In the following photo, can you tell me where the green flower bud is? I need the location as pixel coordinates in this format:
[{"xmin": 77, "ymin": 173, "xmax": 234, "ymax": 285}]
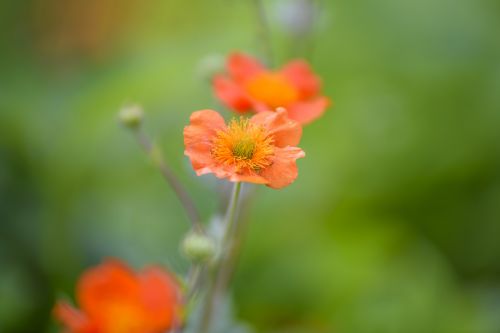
[
  {"xmin": 181, "ymin": 231, "xmax": 217, "ymax": 263},
  {"xmin": 119, "ymin": 104, "xmax": 143, "ymax": 129}
]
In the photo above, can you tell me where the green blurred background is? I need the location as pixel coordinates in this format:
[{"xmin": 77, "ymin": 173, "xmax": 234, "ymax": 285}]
[{"xmin": 1, "ymin": 0, "xmax": 500, "ymax": 332}]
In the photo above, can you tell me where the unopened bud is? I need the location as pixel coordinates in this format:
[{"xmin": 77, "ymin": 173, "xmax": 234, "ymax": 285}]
[
  {"xmin": 119, "ymin": 104, "xmax": 143, "ymax": 129},
  {"xmin": 181, "ymin": 231, "xmax": 217, "ymax": 263}
]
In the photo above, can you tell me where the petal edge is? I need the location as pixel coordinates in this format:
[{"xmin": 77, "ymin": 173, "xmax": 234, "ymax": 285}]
[{"xmin": 261, "ymin": 146, "xmax": 305, "ymax": 189}]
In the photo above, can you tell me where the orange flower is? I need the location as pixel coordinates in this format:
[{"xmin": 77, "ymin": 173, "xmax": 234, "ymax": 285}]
[
  {"xmin": 184, "ymin": 108, "xmax": 305, "ymax": 189},
  {"xmin": 213, "ymin": 52, "xmax": 330, "ymax": 124},
  {"xmin": 54, "ymin": 259, "xmax": 182, "ymax": 333}
]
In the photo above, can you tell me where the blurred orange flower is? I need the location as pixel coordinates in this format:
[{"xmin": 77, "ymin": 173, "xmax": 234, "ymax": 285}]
[
  {"xmin": 184, "ymin": 108, "xmax": 305, "ymax": 189},
  {"xmin": 213, "ymin": 52, "xmax": 330, "ymax": 124},
  {"xmin": 54, "ymin": 259, "xmax": 182, "ymax": 333}
]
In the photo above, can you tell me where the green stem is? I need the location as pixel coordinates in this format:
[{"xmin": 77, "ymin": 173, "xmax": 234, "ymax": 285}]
[
  {"xmin": 186, "ymin": 264, "xmax": 203, "ymax": 301},
  {"xmin": 200, "ymin": 182, "xmax": 242, "ymax": 333},
  {"xmin": 221, "ymin": 182, "xmax": 242, "ymax": 247},
  {"xmin": 133, "ymin": 128, "xmax": 203, "ymax": 231},
  {"xmin": 212, "ymin": 183, "xmax": 255, "ymax": 296}
]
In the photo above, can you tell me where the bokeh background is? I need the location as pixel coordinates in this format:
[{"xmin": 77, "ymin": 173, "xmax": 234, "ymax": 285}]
[{"xmin": 1, "ymin": 0, "xmax": 500, "ymax": 332}]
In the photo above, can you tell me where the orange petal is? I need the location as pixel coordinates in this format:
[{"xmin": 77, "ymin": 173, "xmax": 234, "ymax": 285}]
[
  {"xmin": 250, "ymin": 108, "xmax": 302, "ymax": 147},
  {"xmin": 77, "ymin": 259, "xmax": 140, "ymax": 325},
  {"xmin": 140, "ymin": 267, "xmax": 183, "ymax": 331},
  {"xmin": 227, "ymin": 52, "xmax": 264, "ymax": 83},
  {"xmin": 287, "ymin": 97, "xmax": 330, "ymax": 125},
  {"xmin": 261, "ymin": 146, "xmax": 305, "ymax": 189},
  {"xmin": 184, "ymin": 110, "xmax": 226, "ymax": 175},
  {"xmin": 53, "ymin": 301, "xmax": 98, "ymax": 333},
  {"xmin": 213, "ymin": 76, "xmax": 252, "ymax": 112},
  {"xmin": 280, "ymin": 60, "xmax": 321, "ymax": 99},
  {"xmin": 228, "ymin": 172, "xmax": 268, "ymax": 184},
  {"xmin": 199, "ymin": 163, "xmax": 268, "ymax": 185}
]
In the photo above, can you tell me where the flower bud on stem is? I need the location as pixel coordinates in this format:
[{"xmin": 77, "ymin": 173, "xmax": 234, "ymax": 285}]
[
  {"xmin": 119, "ymin": 105, "xmax": 203, "ymax": 231},
  {"xmin": 182, "ymin": 229, "xmax": 216, "ymax": 301},
  {"xmin": 182, "ymin": 231, "xmax": 217, "ymax": 264},
  {"xmin": 119, "ymin": 104, "xmax": 144, "ymax": 129}
]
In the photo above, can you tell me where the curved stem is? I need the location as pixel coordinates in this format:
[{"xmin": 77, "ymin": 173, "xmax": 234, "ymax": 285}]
[
  {"xmin": 221, "ymin": 182, "xmax": 242, "ymax": 248},
  {"xmin": 212, "ymin": 183, "xmax": 256, "ymax": 295},
  {"xmin": 132, "ymin": 128, "xmax": 203, "ymax": 230},
  {"xmin": 200, "ymin": 182, "xmax": 242, "ymax": 333},
  {"xmin": 186, "ymin": 263, "xmax": 204, "ymax": 301}
]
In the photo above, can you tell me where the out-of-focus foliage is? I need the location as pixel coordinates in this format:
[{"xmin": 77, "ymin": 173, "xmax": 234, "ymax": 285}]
[{"xmin": 1, "ymin": 0, "xmax": 499, "ymax": 332}]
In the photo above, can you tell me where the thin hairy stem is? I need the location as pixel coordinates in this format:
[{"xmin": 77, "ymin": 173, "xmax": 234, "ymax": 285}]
[
  {"xmin": 200, "ymin": 182, "xmax": 242, "ymax": 333},
  {"xmin": 132, "ymin": 128, "xmax": 203, "ymax": 230},
  {"xmin": 186, "ymin": 264, "xmax": 204, "ymax": 301},
  {"xmin": 212, "ymin": 183, "xmax": 256, "ymax": 294}
]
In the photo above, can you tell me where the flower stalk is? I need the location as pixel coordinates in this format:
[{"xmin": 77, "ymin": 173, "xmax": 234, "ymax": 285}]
[
  {"xmin": 200, "ymin": 182, "xmax": 242, "ymax": 333},
  {"xmin": 213, "ymin": 182, "xmax": 244, "ymax": 294},
  {"xmin": 132, "ymin": 125, "xmax": 203, "ymax": 231},
  {"xmin": 185, "ymin": 263, "xmax": 204, "ymax": 301}
]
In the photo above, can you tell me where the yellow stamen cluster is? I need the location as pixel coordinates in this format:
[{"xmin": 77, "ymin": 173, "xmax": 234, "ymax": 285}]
[{"xmin": 212, "ymin": 118, "xmax": 274, "ymax": 172}]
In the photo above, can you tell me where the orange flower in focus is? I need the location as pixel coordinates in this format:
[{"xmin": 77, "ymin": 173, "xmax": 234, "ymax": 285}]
[
  {"xmin": 213, "ymin": 52, "xmax": 330, "ymax": 124},
  {"xmin": 53, "ymin": 259, "xmax": 182, "ymax": 333},
  {"xmin": 184, "ymin": 108, "xmax": 305, "ymax": 189}
]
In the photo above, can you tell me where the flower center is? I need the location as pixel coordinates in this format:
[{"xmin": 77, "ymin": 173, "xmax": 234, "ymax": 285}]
[
  {"xmin": 212, "ymin": 118, "xmax": 274, "ymax": 172},
  {"xmin": 232, "ymin": 138, "xmax": 256, "ymax": 159},
  {"xmin": 245, "ymin": 72, "xmax": 299, "ymax": 109}
]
